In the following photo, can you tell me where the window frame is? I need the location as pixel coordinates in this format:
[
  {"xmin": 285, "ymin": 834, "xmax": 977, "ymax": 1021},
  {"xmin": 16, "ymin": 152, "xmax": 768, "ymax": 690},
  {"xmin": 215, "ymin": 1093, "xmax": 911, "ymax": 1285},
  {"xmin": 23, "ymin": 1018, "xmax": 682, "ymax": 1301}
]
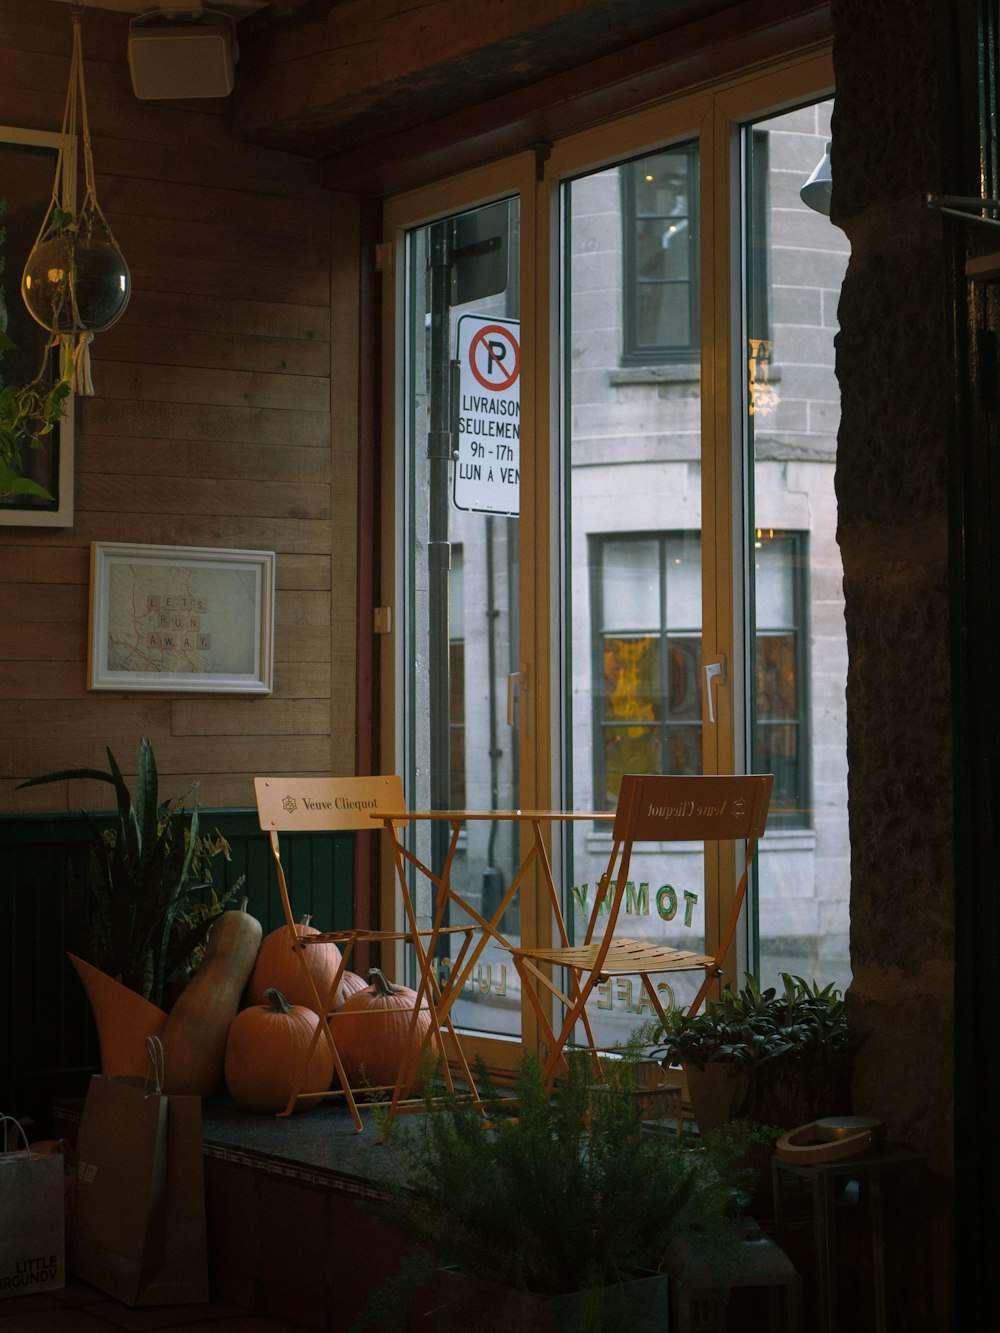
[
  {"xmin": 751, "ymin": 528, "xmax": 811, "ymax": 830},
  {"xmin": 620, "ymin": 144, "xmax": 701, "ymax": 366},
  {"xmin": 379, "ymin": 50, "xmax": 840, "ymax": 1059}
]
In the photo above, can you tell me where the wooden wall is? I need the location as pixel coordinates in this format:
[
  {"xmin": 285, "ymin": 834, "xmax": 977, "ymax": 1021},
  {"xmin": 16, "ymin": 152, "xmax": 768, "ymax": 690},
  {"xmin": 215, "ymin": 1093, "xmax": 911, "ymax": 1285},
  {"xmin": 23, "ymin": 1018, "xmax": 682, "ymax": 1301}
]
[{"xmin": 0, "ymin": 0, "xmax": 355, "ymax": 814}]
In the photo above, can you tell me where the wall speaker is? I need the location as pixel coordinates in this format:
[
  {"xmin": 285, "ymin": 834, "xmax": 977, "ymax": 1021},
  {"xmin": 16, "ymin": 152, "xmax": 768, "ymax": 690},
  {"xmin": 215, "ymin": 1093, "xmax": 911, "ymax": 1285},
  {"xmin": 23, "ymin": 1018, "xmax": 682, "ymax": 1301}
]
[{"xmin": 128, "ymin": 14, "xmax": 238, "ymax": 100}]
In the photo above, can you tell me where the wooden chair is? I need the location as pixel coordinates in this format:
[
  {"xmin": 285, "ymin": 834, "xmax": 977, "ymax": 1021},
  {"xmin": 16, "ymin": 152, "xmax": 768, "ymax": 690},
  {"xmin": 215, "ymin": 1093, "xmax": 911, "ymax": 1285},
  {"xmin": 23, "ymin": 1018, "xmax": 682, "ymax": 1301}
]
[
  {"xmin": 508, "ymin": 773, "xmax": 773, "ymax": 1089},
  {"xmin": 253, "ymin": 774, "xmax": 474, "ymax": 1130}
]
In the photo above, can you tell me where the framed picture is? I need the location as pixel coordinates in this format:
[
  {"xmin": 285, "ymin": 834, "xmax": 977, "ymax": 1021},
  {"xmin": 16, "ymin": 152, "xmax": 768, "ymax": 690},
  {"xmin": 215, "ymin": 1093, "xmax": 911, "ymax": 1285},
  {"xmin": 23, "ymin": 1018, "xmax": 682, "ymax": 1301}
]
[
  {"xmin": 1, "ymin": 124, "xmax": 76, "ymax": 527},
  {"xmin": 89, "ymin": 543, "xmax": 276, "ymax": 694}
]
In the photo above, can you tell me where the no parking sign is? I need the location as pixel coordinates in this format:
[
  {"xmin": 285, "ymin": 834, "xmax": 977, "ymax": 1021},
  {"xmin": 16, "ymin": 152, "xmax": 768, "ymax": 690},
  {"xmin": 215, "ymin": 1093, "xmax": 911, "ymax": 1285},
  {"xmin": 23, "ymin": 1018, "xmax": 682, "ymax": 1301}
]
[{"xmin": 454, "ymin": 314, "xmax": 520, "ymax": 515}]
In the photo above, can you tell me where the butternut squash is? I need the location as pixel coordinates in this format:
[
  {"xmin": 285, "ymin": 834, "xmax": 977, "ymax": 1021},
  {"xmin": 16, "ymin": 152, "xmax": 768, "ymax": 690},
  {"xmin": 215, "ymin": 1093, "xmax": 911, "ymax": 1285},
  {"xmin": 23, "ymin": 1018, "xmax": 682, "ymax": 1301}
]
[{"xmin": 161, "ymin": 899, "xmax": 262, "ymax": 1095}]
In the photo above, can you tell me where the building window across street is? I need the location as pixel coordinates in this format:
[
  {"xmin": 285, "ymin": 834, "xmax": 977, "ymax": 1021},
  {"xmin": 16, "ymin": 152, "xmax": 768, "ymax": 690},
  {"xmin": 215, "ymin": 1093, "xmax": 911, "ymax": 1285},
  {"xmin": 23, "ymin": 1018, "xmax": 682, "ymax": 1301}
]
[
  {"xmin": 591, "ymin": 529, "xmax": 810, "ymax": 827},
  {"xmin": 620, "ymin": 144, "xmax": 699, "ymax": 365}
]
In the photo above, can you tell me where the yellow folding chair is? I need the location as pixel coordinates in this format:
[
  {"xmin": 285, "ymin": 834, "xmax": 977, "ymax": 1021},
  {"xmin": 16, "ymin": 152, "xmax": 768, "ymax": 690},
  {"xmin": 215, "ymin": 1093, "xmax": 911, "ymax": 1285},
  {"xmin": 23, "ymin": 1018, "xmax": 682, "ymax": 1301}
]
[
  {"xmin": 253, "ymin": 774, "xmax": 473, "ymax": 1130},
  {"xmin": 509, "ymin": 772, "xmax": 773, "ymax": 1089}
]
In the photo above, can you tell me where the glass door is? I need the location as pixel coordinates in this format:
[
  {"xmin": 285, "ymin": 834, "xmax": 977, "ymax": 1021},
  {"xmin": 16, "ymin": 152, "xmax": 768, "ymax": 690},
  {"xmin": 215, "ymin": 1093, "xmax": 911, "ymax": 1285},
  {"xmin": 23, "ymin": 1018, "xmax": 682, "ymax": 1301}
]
[
  {"xmin": 741, "ymin": 98, "xmax": 851, "ymax": 993},
  {"xmin": 382, "ymin": 160, "xmax": 539, "ymax": 1070},
  {"xmin": 380, "ymin": 50, "xmax": 847, "ymax": 1068},
  {"xmin": 558, "ymin": 134, "xmax": 715, "ymax": 1053}
]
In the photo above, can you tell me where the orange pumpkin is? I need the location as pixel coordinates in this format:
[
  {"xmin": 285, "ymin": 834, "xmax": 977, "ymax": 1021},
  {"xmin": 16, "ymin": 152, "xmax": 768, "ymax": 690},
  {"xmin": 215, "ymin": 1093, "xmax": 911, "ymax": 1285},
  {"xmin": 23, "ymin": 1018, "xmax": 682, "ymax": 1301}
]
[
  {"xmin": 331, "ymin": 967, "xmax": 436, "ymax": 1092},
  {"xmin": 335, "ymin": 970, "xmax": 368, "ymax": 1006},
  {"xmin": 224, "ymin": 988, "xmax": 335, "ymax": 1114},
  {"xmin": 248, "ymin": 917, "xmax": 343, "ymax": 1013}
]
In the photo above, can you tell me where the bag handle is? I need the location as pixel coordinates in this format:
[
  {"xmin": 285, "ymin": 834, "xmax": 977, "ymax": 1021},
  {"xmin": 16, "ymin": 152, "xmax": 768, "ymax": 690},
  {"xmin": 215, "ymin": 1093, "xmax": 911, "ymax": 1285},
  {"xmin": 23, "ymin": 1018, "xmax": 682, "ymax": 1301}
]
[
  {"xmin": 144, "ymin": 1035, "xmax": 165, "ymax": 1097},
  {"xmin": 0, "ymin": 1113, "xmax": 32, "ymax": 1157}
]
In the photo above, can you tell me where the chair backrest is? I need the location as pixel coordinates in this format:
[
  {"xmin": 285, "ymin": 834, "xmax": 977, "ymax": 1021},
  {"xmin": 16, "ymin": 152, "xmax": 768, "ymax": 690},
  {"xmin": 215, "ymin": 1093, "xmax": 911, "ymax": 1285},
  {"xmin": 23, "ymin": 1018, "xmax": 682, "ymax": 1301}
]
[
  {"xmin": 612, "ymin": 773, "xmax": 772, "ymax": 846},
  {"xmin": 588, "ymin": 773, "xmax": 773, "ymax": 970},
  {"xmin": 254, "ymin": 774, "xmax": 406, "ymax": 833}
]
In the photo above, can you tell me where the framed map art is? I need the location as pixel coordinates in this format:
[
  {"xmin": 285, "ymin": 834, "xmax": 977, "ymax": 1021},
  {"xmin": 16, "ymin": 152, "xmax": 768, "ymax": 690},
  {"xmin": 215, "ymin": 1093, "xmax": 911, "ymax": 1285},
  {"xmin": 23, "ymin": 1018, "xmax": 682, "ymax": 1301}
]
[{"xmin": 88, "ymin": 543, "xmax": 275, "ymax": 693}]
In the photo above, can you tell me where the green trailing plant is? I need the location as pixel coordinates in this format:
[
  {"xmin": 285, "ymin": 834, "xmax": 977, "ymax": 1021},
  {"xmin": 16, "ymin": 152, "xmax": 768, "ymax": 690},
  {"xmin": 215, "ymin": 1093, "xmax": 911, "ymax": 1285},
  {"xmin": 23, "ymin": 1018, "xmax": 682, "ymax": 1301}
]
[
  {"xmin": 645, "ymin": 972, "xmax": 853, "ymax": 1126},
  {"xmin": 0, "ymin": 351, "xmax": 72, "ymax": 500},
  {"xmin": 19, "ymin": 737, "xmax": 243, "ymax": 1007},
  {"xmin": 1, "ymin": 195, "xmax": 70, "ymax": 502},
  {"xmin": 354, "ymin": 1051, "xmax": 749, "ymax": 1331}
]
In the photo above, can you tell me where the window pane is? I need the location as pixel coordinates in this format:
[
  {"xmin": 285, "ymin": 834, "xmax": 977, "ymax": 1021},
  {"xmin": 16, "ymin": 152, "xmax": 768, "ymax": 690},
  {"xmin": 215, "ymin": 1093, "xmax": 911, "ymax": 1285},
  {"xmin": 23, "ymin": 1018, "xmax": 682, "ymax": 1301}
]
[
  {"xmin": 602, "ymin": 539, "xmax": 658, "ymax": 629},
  {"xmin": 621, "ymin": 144, "xmax": 699, "ymax": 362},
  {"xmin": 746, "ymin": 100, "xmax": 851, "ymax": 992},
  {"xmin": 667, "ymin": 636, "xmax": 701, "ymax": 719},
  {"xmin": 755, "ymin": 535, "xmax": 794, "ymax": 626},
  {"xmin": 402, "ymin": 198, "xmax": 521, "ymax": 1039},
  {"xmin": 665, "ymin": 533, "xmax": 701, "ymax": 626},
  {"xmin": 568, "ymin": 140, "xmax": 706, "ymax": 1049}
]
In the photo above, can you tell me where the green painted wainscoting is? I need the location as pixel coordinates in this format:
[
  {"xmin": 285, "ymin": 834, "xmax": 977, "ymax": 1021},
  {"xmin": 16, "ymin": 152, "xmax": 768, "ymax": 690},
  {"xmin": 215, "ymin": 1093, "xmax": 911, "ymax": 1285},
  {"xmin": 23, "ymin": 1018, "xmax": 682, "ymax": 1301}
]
[{"xmin": 0, "ymin": 810, "xmax": 354, "ymax": 1131}]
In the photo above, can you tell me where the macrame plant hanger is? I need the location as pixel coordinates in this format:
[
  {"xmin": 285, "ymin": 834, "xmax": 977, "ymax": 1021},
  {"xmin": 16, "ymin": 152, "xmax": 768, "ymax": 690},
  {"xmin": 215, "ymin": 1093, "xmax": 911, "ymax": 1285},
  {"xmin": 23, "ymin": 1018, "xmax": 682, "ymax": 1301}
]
[{"xmin": 21, "ymin": 2, "xmax": 130, "ymax": 395}]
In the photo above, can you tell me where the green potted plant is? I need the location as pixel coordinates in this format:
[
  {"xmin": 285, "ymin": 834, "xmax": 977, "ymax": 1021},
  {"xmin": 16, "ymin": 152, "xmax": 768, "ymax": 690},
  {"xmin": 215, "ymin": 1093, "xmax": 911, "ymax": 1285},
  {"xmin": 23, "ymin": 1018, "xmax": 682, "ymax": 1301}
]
[
  {"xmin": 0, "ymin": 346, "xmax": 72, "ymax": 500},
  {"xmin": 18, "ymin": 737, "xmax": 244, "ymax": 1074},
  {"xmin": 355, "ymin": 1052, "xmax": 751, "ymax": 1332},
  {"xmin": 1, "ymin": 194, "xmax": 71, "ymax": 501},
  {"xmin": 649, "ymin": 973, "xmax": 853, "ymax": 1133}
]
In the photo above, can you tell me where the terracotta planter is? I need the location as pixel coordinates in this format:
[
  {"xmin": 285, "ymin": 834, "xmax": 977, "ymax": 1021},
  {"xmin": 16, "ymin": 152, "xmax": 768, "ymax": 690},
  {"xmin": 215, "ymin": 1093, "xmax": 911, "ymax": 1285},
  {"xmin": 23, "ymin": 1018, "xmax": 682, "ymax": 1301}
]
[
  {"xmin": 686, "ymin": 1062, "xmax": 753, "ymax": 1131},
  {"xmin": 425, "ymin": 1268, "xmax": 669, "ymax": 1332},
  {"xmin": 68, "ymin": 953, "xmax": 168, "ymax": 1077}
]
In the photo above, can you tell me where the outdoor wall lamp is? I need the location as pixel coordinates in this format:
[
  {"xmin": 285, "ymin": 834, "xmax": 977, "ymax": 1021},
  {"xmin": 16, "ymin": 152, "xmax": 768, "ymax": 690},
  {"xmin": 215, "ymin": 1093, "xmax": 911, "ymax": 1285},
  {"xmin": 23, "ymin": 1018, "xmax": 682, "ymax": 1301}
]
[{"xmin": 800, "ymin": 140, "xmax": 832, "ymax": 215}]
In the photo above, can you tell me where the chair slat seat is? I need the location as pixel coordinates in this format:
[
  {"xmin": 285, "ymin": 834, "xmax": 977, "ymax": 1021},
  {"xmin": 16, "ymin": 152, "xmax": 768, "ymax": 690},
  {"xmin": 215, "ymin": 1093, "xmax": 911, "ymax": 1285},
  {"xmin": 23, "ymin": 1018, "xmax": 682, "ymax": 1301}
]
[{"xmin": 511, "ymin": 939, "xmax": 713, "ymax": 973}]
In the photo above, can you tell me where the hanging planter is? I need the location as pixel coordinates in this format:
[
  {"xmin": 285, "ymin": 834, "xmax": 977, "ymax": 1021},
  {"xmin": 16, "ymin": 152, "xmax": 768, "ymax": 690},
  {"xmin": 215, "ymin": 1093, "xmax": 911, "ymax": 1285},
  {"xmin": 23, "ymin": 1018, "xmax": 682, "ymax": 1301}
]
[{"xmin": 20, "ymin": 5, "xmax": 130, "ymax": 396}]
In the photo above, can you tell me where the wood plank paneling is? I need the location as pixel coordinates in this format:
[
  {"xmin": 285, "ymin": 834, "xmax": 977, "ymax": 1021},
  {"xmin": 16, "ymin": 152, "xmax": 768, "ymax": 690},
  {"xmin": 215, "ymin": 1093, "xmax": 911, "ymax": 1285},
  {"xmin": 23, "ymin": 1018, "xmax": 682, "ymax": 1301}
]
[
  {"xmin": 0, "ymin": 546, "xmax": 89, "ymax": 583},
  {"xmin": 89, "ymin": 363, "xmax": 331, "ymax": 414},
  {"xmin": 75, "ymin": 440, "xmax": 332, "ymax": 485},
  {"xmin": 3, "ymin": 586, "xmax": 87, "ymax": 623},
  {"xmin": 171, "ymin": 698, "xmax": 332, "ymax": 736},
  {"xmin": 74, "ymin": 475, "xmax": 330, "ymax": 520},
  {"xmin": 99, "ymin": 175, "xmax": 332, "ymax": 236},
  {"xmin": 1, "ymin": 0, "xmax": 354, "ymax": 804},
  {"xmin": 95, "ymin": 325, "xmax": 332, "ymax": 377},
  {"xmin": 112, "ymin": 248, "xmax": 330, "ymax": 307},
  {"xmin": 4, "ymin": 624, "xmax": 85, "ymax": 661},
  {"xmin": 28, "ymin": 514, "xmax": 336, "ymax": 552},
  {"xmin": 76, "ymin": 400, "xmax": 332, "ymax": 446},
  {"xmin": 272, "ymin": 663, "xmax": 332, "ymax": 697},
  {"xmin": 275, "ymin": 590, "xmax": 332, "ymax": 628},
  {"xmin": 115, "ymin": 291, "xmax": 331, "ymax": 341}
]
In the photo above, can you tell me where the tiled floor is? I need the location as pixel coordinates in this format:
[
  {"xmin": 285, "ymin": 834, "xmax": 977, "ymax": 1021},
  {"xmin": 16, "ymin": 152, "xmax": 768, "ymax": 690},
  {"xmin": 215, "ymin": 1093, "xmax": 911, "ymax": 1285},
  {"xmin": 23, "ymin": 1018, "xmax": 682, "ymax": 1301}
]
[{"xmin": 0, "ymin": 1277, "xmax": 311, "ymax": 1332}]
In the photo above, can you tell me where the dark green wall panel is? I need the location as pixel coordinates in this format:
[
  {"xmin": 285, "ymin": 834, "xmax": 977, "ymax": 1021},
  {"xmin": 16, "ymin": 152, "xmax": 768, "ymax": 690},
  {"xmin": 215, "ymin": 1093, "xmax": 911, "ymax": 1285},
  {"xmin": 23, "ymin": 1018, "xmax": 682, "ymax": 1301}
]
[{"xmin": 0, "ymin": 809, "xmax": 354, "ymax": 1131}]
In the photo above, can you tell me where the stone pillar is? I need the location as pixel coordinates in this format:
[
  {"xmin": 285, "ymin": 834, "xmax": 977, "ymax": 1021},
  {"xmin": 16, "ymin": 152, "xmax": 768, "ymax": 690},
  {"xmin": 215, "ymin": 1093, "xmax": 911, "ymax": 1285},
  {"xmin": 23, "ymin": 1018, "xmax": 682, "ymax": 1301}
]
[{"xmin": 832, "ymin": 1, "xmax": 955, "ymax": 1327}]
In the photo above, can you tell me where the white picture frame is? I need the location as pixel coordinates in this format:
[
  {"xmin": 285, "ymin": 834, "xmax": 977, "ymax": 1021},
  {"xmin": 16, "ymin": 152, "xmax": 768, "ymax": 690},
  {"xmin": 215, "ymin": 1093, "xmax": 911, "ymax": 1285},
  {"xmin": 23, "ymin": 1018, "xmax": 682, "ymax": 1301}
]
[{"xmin": 88, "ymin": 542, "xmax": 276, "ymax": 694}]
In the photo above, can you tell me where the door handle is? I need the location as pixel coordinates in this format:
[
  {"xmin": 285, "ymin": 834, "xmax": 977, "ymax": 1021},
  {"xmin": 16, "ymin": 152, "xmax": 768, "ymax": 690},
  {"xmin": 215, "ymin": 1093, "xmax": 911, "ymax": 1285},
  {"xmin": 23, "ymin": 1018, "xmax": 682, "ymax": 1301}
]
[
  {"xmin": 703, "ymin": 657, "xmax": 726, "ymax": 725},
  {"xmin": 506, "ymin": 670, "xmax": 523, "ymax": 727}
]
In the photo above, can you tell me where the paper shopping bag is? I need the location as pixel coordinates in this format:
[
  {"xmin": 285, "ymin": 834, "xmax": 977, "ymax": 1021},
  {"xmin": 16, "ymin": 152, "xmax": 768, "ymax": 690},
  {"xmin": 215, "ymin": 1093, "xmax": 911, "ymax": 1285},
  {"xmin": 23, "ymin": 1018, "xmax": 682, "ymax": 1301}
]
[
  {"xmin": 0, "ymin": 1116, "xmax": 65, "ymax": 1298},
  {"xmin": 72, "ymin": 1073, "xmax": 209, "ymax": 1306}
]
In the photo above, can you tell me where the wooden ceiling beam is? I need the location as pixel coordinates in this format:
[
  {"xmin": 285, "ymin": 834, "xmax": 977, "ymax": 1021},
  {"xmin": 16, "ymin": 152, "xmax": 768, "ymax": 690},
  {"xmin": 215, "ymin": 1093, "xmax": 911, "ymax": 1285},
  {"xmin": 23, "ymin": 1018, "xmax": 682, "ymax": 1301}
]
[
  {"xmin": 231, "ymin": 0, "xmax": 735, "ymax": 157},
  {"xmin": 235, "ymin": 0, "xmax": 830, "ymax": 195}
]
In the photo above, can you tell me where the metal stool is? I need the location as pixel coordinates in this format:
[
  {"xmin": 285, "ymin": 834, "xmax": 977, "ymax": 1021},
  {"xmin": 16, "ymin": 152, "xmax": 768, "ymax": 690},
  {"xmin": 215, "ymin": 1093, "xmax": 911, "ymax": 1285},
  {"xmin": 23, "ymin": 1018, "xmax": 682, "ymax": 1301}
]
[
  {"xmin": 671, "ymin": 1225, "xmax": 802, "ymax": 1333},
  {"xmin": 771, "ymin": 1146, "xmax": 928, "ymax": 1333}
]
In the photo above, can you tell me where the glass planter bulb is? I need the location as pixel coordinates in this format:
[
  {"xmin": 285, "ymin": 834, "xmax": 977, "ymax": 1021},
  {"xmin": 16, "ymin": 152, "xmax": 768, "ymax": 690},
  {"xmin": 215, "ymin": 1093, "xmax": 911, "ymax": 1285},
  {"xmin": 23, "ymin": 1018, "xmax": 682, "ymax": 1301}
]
[{"xmin": 21, "ymin": 230, "xmax": 131, "ymax": 336}]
